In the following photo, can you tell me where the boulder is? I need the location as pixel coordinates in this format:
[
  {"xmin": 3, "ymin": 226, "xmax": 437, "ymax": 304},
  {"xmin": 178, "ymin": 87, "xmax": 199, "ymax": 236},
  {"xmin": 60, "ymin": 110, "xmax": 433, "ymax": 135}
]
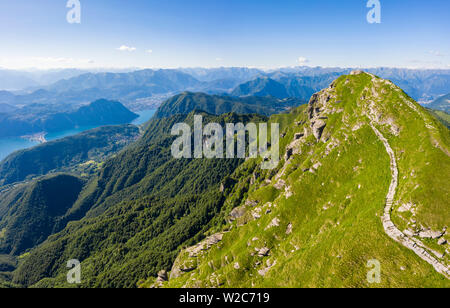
[
  {"xmin": 286, "ymin": 223, "xmax": 293, "ymax": 235},
  {"xmin": 156, "ymin": 270, "xmax": 168, "ymax": 282},
  {"xmin": 256, "ymin": 247, "xmax": 270, "ymax": 257},
  {"xmin": 294, "ymin": 133, "xmax": 304, "ymax": 140},
  {"xmin": 265, "ymin": 218, "xmax": 281, "ymax": 230},
  {"xmin": 311, "ymin": 120, "xmax": 327, "ymax": 141},
  {"xmin": 229, "ymin": 206, "xmax": 246, "ymax": 221},
  {"xmin": 438, "ymin": 238, "xmax": 447, "ymax": 245}
]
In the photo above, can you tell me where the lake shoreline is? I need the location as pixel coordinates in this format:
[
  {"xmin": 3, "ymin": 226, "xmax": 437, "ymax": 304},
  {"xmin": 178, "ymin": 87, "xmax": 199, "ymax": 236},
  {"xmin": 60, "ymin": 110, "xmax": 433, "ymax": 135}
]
[{"xmin": 0, "ymin": 109, "xmax": 156, "ymax": 162}]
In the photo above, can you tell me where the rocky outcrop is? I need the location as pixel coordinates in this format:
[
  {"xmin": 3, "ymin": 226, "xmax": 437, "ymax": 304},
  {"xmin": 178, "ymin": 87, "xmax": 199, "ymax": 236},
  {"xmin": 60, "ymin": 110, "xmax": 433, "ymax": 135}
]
[
  {"xmin": 265, "ymin": 217, "xmax": 280, "ymax": 230},
  {"xmin": 307, "ymin": 87, "xmax": 333, "ymax": 141},
  {"xmin": 418, "ymin": 228, "xmax": 446, "ymax": 240},
  {"xmin": 256, "ymin": 247, "xmax": 270, "ymax": 257},
  {"xmin": 311, "ymin": 119, "xmax": 327, "ymax": 141},
  {"xmin": 229, "ymin": 206, "xmax": 246, "ymax": 221},
  {"xmin": 438, "ymin": 238, "xmax": 448, "ymax": 246},
  {"xmin": 169, "ymin": 232, "xmax": 226, "ymax": 279},
  {"xmin": 156, "ymin": 270, "xmax": 168, "ymax": 283},
  {"xmin": 350, "ymin": 70, "xmax": 365, "ymax": 75}
]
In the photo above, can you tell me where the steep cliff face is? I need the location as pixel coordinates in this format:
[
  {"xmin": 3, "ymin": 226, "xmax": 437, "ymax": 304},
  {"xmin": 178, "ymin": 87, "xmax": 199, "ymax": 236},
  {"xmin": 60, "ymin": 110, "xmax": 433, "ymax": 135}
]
[{"xmin": 153, "ymin": 72, "xmax": 450, "ymax": 288}]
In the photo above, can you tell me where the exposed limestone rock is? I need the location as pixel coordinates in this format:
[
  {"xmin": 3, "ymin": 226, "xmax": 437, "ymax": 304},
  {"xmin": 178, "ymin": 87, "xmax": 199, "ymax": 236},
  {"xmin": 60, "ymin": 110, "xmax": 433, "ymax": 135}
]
[
  {"xmin": 187, "ymin": 233, "xmax": 225, "ymax": 258},
  {"xmin": 256, "ymin": 247, "xmax": 270, "ymax": 257},
  {"xmin": 258, "ymin": 259, "xmax": 277, "ymax": 276},
  {"xmin": 324, "ymin": 139, "xmax": 339, "ymax": 156},
  {"xmin": 285, "ymin": 186, "xmax": 293, "ymax": 199},
  {"xmin": 274, "ymin": 179, "xmax": 286, "ymax": 190},
  {"xmin": 252, "ymin": 207, "xmax": 262, "ymax": 220},
  {"xmin": 294, "ymin": 133, "xmax": 304, "ymax": 140},
  {"xmin": 311, "ymin": 119, "xmax": 327, "ymax": 141},
  {"xmin": 156, "ymin": 270, "xmax": 168, "ymax": 283},
  {"xmin": 245, "ymin": 200, "xmax": 258, "ymax": 207},
  {"xmin": 398, "ymin": 202, "xmax": 415, "ymax": 213},
  {"xmin": 419, "ymin": 229, "xmax": 446, "ymax": 240},
  {"xmin": 312, "ymin": 162, "xmax": 322, "ymax": 171},
  {"xmin": 265, "ymin": 218, "xmax": 281, "ymax": 230},
  {"xmin": 352, "ymin": 122, "xmax": 364, "ymax": 131},
  {"xmin": 286, "ymin": 223, "xmax": 293, "ymax": 235},
  {"xmin": 404, "ymin": 229, "xmax": 414, "ymax": 237},
  {"xmin": 350, "ymin": 70, "xmax": 365, "ymax": 75},
  {"xmin": 170, "ymin": 232, "xmax": 227, "ymax": 280},
  {"xmin": 438, "ymin": 238, "xmax": 447, "ymax": 245},
  {"xmin": 229, "ymin": 206, "xmax": 246, "ymax": 221}
]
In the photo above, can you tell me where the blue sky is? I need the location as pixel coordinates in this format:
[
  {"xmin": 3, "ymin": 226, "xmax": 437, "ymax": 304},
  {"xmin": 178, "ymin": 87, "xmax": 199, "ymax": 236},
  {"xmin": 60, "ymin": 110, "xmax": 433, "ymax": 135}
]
[{"xmin": 0, "ymin": 0, "xmax": 449, "ymax": 69}]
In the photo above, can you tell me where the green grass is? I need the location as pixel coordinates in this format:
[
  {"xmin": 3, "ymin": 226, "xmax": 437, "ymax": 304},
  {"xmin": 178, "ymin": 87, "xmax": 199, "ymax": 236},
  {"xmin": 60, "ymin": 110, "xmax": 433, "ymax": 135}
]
[{"xmin": 161, "ymin": 73, "xmax": 450, "ymax": 288}]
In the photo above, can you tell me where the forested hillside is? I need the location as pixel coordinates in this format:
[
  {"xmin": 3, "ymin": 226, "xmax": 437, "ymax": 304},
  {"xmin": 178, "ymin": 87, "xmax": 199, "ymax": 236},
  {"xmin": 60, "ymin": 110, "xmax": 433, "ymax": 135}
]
[
  {"xmin": 154, "ymin": 92, "xmax": 302, "ymax": 119},
  {"xmin": 0, "ymin": 174, "xmax": 85, "ymax": 255},
  {"xmin": 10, "ymin": 112, "xmax": 266, "ymax": 287},
  {"xmin": 0, "ymin": 124, "xmax": 140, "ymax": 186}
]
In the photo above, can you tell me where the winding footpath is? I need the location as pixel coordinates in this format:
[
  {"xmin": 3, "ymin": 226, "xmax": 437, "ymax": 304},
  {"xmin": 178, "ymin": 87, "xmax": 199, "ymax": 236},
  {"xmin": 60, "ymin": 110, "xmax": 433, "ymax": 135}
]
[{"xmin": 370, "ymin": 123, "xmax": 450, "ymax": 279}]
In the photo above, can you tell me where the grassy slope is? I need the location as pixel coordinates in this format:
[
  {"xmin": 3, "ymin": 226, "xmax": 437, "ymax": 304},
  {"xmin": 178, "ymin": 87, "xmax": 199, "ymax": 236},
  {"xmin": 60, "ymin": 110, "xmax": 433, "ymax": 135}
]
[{"xmin": 159, "ymin": 73, "xmax": 449, "ymax": 288}]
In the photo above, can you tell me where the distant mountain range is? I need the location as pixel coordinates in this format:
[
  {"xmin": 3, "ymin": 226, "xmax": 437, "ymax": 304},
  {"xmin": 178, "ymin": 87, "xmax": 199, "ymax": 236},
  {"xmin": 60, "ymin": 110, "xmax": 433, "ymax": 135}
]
[
  {"xmin": 0, "ymin": 68, "xmax": 136, "ymax": 91},
  {"xmin": 0, "ymin": 99, "xmax": 138, "ymax": 138},
  {"xmin": 1, "ymin": 67, "xmax": 449, "ymax": 112},
  {"xmin": 0, "ymin": 103, "xmax": 16, "ymax": 113}
]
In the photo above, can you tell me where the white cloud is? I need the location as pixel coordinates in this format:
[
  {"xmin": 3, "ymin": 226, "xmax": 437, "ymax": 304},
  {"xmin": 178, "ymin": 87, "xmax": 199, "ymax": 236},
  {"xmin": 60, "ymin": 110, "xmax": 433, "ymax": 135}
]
[
  {"xmin": 146, "ymin": 49, "xmax": 153, "ymax": 54},
  {"xmin": 297, "ymin": 57, "xmax": 309, "ymax": 65},
  {"xmin": 117, "ymin": 45, "xmax": 137, "ymax": 52},
  {"xmin": 216, "ymin": 58, "xmax": 223, "ymax": 61}
]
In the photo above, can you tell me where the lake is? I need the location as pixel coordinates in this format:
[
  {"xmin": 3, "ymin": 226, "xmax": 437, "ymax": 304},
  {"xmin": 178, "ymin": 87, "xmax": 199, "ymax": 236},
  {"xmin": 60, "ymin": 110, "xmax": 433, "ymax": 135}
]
[{"xmin": 0, "ymin": 109, "xmax": 156, "ymax": 162}]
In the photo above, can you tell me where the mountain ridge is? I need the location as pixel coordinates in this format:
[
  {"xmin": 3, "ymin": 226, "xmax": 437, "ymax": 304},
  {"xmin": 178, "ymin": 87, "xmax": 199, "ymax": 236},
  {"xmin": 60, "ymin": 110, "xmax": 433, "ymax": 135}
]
[
  {"xmin": 154, "ymin": 92, "xmax": 303, "ymax": 118},
  {"xmin": 148, "ymin": 71, "xmax": 450, "ymax": 288}
]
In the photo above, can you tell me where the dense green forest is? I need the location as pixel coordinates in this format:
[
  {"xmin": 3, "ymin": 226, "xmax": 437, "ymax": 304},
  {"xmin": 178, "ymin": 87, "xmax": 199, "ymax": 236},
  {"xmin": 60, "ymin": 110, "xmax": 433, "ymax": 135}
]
[
  {"xmin": 154, "ymin": 92, "xmax": 302, "ymax": 118},
  {"xmin": 6, "ymin": 111, "xmax": 266, "ymax": 287},
  {"xmin": 426, "ymin": 108, "xmax": 450, "ymax": 128},
  {"xmin": 0, "ymin": 174, "xmax": 85, "ymax": 255}
]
